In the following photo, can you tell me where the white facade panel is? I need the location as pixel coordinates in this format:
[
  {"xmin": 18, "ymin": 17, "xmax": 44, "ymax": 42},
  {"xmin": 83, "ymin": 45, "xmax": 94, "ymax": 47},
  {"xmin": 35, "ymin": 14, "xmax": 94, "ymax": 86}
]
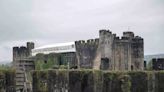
[{"xmin": 32, "ymin": 42, "xmax": 76, "ymax": 56}]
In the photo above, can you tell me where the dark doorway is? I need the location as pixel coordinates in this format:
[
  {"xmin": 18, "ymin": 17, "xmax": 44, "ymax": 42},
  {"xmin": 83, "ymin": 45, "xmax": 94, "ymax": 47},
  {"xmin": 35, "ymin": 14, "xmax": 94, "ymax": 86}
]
[{"xmin": 131, "ymin": 65, "xmax": 134, "ymax": 70}]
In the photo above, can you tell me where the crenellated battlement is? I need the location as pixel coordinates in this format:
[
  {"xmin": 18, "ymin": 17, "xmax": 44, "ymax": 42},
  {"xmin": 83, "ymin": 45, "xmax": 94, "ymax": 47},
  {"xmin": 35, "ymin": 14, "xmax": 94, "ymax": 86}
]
[
  {"xmin": 13, "ymin": 47, "xmax": 19, "ymax": 51},
  {"xmin": 75, "ymin": 38, "xmax": 100, "ymax": 69},
  {"xmin": 123, "ymin": 31, "xmax": 134, "ymax": 38},
  {"xmin": 113, "ymin": 31, "xmax": 142, "ymax": 42},
  {"xmin": 20, "ymin": 46, "xmax": 27, "ymax": 50},
  {"xmin": 114, "ymin": 36, "xmax": 120, "ymax": 40},
  {"xmin": 27, "ymin": 42, "xmax": 35, "ymax": 50},
  {"xmin": 132, "ymin": 36, "xmax": 144, "ymax": 43},
  {"xmin": 75, "ymin": 38, "xmax": 99, "ymax": 47},
  {"xmin": 113, "ymin": 33, "xmax": 116, "ymax": 37},
  {"xmin": 99, "ymin": 29, "xmax": 107, "ymax": 34},
  {"xmin": 99, "ymin": 29, "xmax": 112, "ymax": 35},
  {"xmin": 121, "ymin": 36, "xmax": 130, "ymax": 40},
  {"xmin": 13, "ymin": 42, "xmax": 35, "ymax": 61},
  {"xmin": 114, "ymin": 36, "xmax": 130, "ymax": 41},
  {"xmin": 134, "ymin": 36, "xmax": 143, "ymax": 39}
]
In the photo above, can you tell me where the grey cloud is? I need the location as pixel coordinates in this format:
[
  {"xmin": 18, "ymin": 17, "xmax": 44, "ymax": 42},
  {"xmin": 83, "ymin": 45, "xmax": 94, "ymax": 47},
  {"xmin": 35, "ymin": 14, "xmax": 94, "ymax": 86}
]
[{"xmin": 0, "ymin": 0, "xmax": 43, "ymax": 42}]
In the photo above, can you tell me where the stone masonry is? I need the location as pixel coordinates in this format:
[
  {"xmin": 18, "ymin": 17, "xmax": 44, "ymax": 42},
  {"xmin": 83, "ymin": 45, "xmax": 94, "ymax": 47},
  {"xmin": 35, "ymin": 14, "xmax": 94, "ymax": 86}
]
[
  {"xmin": 75, "ymin": 30, "xmax": 144, "ymax": 71},
  {"xmin": 13, "ymin": 42, "xmax": 35, "ymax": 91}
]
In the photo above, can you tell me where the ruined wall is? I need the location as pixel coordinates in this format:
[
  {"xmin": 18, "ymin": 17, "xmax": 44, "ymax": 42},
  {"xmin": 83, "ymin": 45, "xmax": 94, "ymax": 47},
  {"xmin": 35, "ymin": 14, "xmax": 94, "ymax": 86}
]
[
  {"xmin": 35, "ymin": 52, "xmax": 77, "ymax": 70},
  {"xmin": 60, "ymin": 52, "xmax": 78, "ymax": 68},
  {"xmin": 152, "ymin": 58, "xmax": 164, "ymax": 70},
  {"xmin": 0, "ymin": 70, "xmax": 16, "ymax": 92},
  {"xmin": 35, "ymin": 53, "xmax": 59, "ymax": 70},
  {"xmin": 75, "ymin": 39, "xmax": 99, "ymax": 69},
  {"xmin": 32, "ymin": 70, "xmax": 164, "ymax": 92}
]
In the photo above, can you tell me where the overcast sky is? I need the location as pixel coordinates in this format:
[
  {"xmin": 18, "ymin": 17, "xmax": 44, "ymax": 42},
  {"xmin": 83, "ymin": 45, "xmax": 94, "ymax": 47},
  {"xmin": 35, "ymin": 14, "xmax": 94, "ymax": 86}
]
[{"xmin": 0, "ymin": 0, "xmax": 164, "ymax": 62}]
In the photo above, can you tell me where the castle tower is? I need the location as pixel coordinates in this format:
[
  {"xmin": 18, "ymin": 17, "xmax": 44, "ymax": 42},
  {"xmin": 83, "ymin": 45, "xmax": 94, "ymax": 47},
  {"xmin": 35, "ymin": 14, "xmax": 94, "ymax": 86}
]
[
  {"xmin": 13, "ymin": 47, "xmax": 19, "ymax": 62},
  {"xmin": 123, "ymin": 31, "xmax": 134, "ymax": 38},
  {"xmin": 75, "ymin": 39, "xmax": 99, "ymax": 69},
  {"xmin": 99, "ymin": 30, "xmax": 144, "ymax": 71},
  {"xmin": 99, "ymin": 30, "xmax": 114, "ymax": 70},
  {"xmin": 27, "ymin": 42, "xmax": 35, "ymax": 56},
  {"xmin": 12, "ymin": 42, "xmax": 35, "ymax": 91},
  {"xmin": 13, "ymin": 42, "xmax": 34, "ymax": 62},
  {"xmin": 131, "ymin": 36, "xmax": 144, "ymax": 70},
  {"xmin": 13, "ymin": 47, "xmax": 19, "ymax": 67}
]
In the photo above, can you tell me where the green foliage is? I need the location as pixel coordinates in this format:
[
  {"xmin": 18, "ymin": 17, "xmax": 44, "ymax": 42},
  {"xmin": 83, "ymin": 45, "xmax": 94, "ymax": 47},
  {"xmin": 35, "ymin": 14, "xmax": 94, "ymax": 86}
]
[
  {"xmin": 128, "ymin": 71, "xmax": 148, "ymax": 92},
  {"xmin": 42, "ymin": 59, "xmax": 55, "ymax": 69},
  {"xmin": 35, "ymin": 57, "xmax": 56, "ymax": 70},
  {"xmin": 0, "ymin": 64, "xmax": 12, "ymax": 70},
  {"xmin": 93, "ymin": 70, "xmax": 103, "ymax": 92},
  {"xmin": 32, "ymin": 70, "xmax": 48, "ymax": 92},
  {"xmin": 0, "ymin": 71, "xmax": 5, "ymax": 90},
  {"xmin": 53, "ymin": 65, "xmax": 59, "ymax": 69},
  {"xmin": 0, "ymin": 69, "xmax": 15, "ymax": 91},
  {"xmin": 155, "ymin": 71, "xmax": 164, "ymax": 92},
  {"xmin": 35, "ymin": 53, "xmax": 70, "ymax": 70},
  {"xmin": 59, "ymin": 65, "xmax": 68, "ymax": 69},
  {"xmin": 118, "ymin": 74, "xmax": 131, "ymax": 92},
  {"xmin": 35, "ymin": 60, "xmax": 42, "ymax": 70}
]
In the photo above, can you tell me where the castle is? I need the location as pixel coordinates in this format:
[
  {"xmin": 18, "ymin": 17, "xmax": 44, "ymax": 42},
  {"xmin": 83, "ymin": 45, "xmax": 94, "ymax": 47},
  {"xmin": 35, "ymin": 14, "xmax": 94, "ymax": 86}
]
[{"xmin": 13, "ymin": 30, "xmax": 144, "ymax": 90}]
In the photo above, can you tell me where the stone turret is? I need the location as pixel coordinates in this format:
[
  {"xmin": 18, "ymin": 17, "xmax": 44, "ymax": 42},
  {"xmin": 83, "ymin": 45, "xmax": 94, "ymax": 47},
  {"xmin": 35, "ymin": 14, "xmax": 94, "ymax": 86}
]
[
  {"xmin": 123, "ymin": 31, "xmax": 134, "ymax": 38},
  {"xmin": 27, "ymin": 42, "xmax": 35, "ymax": 56},
  {"xmin": 13, "ymin": 47, "xmax": 19, "ymax": 61},
  {"xmin": 12, "ymin": 42, "xmax": 35, "ymax": 91},
  {"xmin": 13, "ymin": 42, "xmax": 35, "ymax": 62},
  {"xmin": 131, "ymin": 36, "xmax": 144, "ymax": 70},
  {"xmin": 99, "ymin": 29, "xmax": 114, "ymax": 70}
]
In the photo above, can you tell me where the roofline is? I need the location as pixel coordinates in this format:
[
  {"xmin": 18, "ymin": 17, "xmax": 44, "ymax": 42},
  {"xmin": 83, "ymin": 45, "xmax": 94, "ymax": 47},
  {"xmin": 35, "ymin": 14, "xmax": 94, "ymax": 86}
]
[{"xmin": 33, "ymin": 42, "xmax": 75, "ymax": 50}]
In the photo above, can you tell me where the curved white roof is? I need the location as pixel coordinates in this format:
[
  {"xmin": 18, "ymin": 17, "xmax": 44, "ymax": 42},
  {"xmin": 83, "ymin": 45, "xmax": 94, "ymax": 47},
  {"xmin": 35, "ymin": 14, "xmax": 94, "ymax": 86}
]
[
  {"xmin": 32, "ymin": 42, "xmax": 76, "ymax": 56},
  {"xmin": 34, "ymin": 42, "xmax": 75, "ymax": 50}
]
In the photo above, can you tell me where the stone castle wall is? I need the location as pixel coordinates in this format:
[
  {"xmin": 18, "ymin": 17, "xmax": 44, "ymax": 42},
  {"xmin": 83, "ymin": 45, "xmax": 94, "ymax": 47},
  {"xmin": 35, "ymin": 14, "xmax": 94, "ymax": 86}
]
[
  {"xmin": 75, "ymin": 30, "xmax": 144, "ymax": 71},
  {"xmin": 34, "ymin": 52, "xmax": 77, "ymax": 69},
  {"xmin": 0, "ymin": 70, "xmax": 16, "ymax": 92},
  {"xmin": 99, "ymin": 30, "xmax": 144, "ymax": 71},
  {"xmin": 112, "ymin": 37, "xmax": 132, "ymax": 71},
  {"xmin": 32, "ymin": 70, "xmax": 164, "ymax": 92},
  {"xmin": 75, "ymin": 39, "xmax": 100, "ymax": 69}
]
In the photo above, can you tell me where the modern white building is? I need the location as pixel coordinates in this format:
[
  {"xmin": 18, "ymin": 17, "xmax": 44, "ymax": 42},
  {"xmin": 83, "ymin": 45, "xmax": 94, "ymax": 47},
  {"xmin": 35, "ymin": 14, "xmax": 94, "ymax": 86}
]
[{"xmin": 32, "ymin": 42, "xmax": 76, "ymax": 56}]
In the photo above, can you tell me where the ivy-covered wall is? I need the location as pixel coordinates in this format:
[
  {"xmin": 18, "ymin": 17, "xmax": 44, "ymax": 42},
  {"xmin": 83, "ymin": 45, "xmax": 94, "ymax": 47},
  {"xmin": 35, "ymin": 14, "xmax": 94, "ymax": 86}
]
[
  {"xmin": 35, "ymin": 53, "xmax": 59, "ymax": 70},
  {"xmin": 32, "ymin": 70, "xmax": 164, "ymax": 92},
  {"xmin": 34, "ymin": 53, "xmax": 77, "ymax": 70},
  {"xmin": 0, "ymin": 70, "xmax": 16, "ymax": 92}
]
